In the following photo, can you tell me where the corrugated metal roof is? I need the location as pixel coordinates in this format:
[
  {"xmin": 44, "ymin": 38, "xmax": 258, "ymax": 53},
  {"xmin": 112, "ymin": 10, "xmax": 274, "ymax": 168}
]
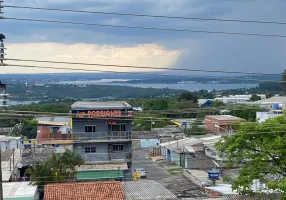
[
  {"xmin": 42, "ymin": 140, "xmax": 73, "ymax": 145},
  {"xmin": 160, "ymin": 138, "xmax": 202, "ymax": 153},
  {"xmin": 3, "ymin": 182, "xmax": 37, "ymax": 199},
  {"xmin": 205, "ymin": 115, "xmax": 243, "ymax": 121},
  {"xmin": 37, "ymin": 121, "xmax": 67, "ymax": 126},
  {"xmin": 71, "ymin": 101, "xmax": 132, "ymax": 110},
  {"xmin": 122, "ymin": 180, "xmax": 177, "ymax": 200}
]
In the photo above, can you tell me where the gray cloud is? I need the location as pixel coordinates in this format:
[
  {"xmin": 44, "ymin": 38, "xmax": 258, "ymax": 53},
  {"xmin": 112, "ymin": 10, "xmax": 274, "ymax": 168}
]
[{"xmin": 2, "ymin": 0, "xmax": 286, "ymax": 73}]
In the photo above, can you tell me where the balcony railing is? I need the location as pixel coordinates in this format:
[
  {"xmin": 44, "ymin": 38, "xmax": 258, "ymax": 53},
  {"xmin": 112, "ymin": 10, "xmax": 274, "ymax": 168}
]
[
  {"xmin": 80, "ymin": 152, "xmax": 132, "ymax": 162},
  {"xmin": 74, "ymin": 131, "xmax": 132, "ymax": 141}
]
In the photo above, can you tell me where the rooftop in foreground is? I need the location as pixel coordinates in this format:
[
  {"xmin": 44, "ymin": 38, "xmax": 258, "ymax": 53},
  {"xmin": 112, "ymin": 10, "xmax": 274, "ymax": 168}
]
[
  {"xmin": 71, "ymin": 101, "xmax": 132, "ymax": 110},
  {"xmin": 3, "ymin": 181, "xmax": 37, "ymax": 199},
  {"xmin": 44, "ymin": 181, "xmax": 124, "ymax": 200}
]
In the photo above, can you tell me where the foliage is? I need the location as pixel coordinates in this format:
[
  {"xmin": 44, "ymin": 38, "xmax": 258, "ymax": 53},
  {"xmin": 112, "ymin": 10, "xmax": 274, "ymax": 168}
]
[
  {"xmin": 229, "ymin": 106, "xmax": 264, "ymax": 121},
  {"xmin": 211, "ymin": 100, "xmax": 225, "ymax": 107},
  {"xmin": 249, "ymin": 94, "xmax": 262, "ymax": 101},
  {"xmin": 280, "ymin": 69, "xmax": 286, "ymax": 93},
  {"xmin": 7, "ymin": 83, "xmax": 184, "ymax": 101},
  {"xmin": 185, "ymin": 120, "xmax": 205, "ymax": 136},
  {"xmin": 266, "ymin": 93, "xmax": 275, "ymax": 99},
  {"xmin": 25, "ymin": 149, "xmax": 84, "ymax": 191},
  {"xmin": 222, "ymin": 175, "xmax": 231, "ymax": 183},
  {"xmin": 0, "ymin": 119, "xmax": 18, "ymax": 128},
  {"xmin": 215, "ymin": 115, "xmax": 286, "ymax": 195},
  {"xmin": 178, "ymin": 92, "xmax": 199, "ymax": 103},
  {"xmin": 10, "ymin": 99, "xmax": 76, "ymax": 113},
  {"xmin": 17, "ymin": 119, "xmax": 38, "ymax": 139},
  {"xmin": 132, "ymin": 113, "xmax": 168, "ymax": 131},
  {"xmin": 142, "ymin": 98, "xmax": 169, "ymax": 110}
]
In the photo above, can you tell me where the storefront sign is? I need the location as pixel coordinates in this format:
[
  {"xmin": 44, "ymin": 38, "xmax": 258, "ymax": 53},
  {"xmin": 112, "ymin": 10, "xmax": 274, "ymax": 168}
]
[{"xmin": 75, "ymin": 110, "xmax": 133, "ymax": 118}]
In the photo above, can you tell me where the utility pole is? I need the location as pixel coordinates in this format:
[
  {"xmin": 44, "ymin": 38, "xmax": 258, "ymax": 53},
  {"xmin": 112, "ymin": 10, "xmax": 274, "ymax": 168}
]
[{"xmin": 0, "ymin": 145, "xmax": 3, "ymax": 200}]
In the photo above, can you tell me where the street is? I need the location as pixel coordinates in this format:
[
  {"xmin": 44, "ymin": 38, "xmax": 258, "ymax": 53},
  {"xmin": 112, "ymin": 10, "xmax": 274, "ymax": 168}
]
[{"xmin": 132, "ymin": 149, "xmax": 207, "ymax": 198}]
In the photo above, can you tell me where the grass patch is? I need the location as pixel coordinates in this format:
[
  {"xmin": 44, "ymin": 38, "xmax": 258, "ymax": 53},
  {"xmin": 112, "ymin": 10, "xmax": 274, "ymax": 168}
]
[{"xmin": 167, "ymin": 167, "xmax": 184, "ymax": 175}]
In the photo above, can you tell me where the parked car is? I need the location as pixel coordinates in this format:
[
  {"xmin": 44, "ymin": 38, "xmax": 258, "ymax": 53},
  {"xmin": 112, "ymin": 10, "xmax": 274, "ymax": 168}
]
[{"xmin": 136, "ymin": 168, "xmax": 146, "ymax": 178}]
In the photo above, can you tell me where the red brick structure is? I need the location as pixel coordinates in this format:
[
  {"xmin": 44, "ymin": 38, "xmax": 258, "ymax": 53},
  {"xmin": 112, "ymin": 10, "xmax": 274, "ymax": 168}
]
[
  {"xmin": 37, "ymin": 121, "xmax": 71, "ymax": 144},
  {"xmin": 204, "ymin": 115, "xmax": 244, "ymax": 134}
]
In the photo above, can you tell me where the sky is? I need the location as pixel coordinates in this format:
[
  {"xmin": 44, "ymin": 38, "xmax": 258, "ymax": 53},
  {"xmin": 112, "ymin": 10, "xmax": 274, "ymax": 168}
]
[{"xmin": 1, "ymin": 0, "xmax": 286, "ymax": 74}]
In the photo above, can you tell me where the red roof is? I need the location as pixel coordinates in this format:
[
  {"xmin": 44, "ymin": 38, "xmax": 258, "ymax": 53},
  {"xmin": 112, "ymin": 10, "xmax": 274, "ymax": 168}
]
[{"xmin": 44, "ymin": 181, "xmax": 124, "ymax": 200}]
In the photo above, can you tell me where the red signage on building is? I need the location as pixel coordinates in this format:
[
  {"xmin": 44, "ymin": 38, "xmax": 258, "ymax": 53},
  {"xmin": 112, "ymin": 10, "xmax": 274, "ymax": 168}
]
[{"xmin": 75, "ymin": 110, "xmax": 133, "ymax": 118}]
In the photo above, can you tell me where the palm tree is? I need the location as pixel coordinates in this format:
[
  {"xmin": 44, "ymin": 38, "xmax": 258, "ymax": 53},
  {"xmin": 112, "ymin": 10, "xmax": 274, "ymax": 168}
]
[{"xmin": 25, "ymin": 150, "xmax": 84, "ymax": 194}]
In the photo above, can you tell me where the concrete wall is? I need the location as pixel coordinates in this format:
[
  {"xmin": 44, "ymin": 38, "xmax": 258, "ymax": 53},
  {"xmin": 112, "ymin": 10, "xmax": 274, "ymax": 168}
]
[
  {"xmin": 183, "ymin": 170, "xmax": 203, "ymax": 188},
  {"xmin": 0, "ymin": 139, "xmax": 19, "ymax": 150},
  {"xmin": 140, "ymin": 139, "xmax": 159, "ymax": 148},
  {"xmin": 186, "ymin": 151, "xmax": 215, "ymax": 169},
  {"xmin": 73, "ymin": 141, "xmax": 131, "ymax": 162}
]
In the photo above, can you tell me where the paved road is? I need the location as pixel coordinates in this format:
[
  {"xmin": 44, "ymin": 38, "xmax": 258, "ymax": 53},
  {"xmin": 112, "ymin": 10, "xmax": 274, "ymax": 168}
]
[
  {"xmin": 132, "ymin": 149, "xmax": 207, "ymax": 198},
  {"xmin": 132, "ymin": 148, "xmax": 168, "ymax": 181}
]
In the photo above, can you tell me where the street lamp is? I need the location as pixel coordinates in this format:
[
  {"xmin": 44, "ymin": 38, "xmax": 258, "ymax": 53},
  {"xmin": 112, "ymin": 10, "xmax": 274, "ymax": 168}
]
[{"xmin": 214, "ymin": 124, "xmax": 232, "ymax": 135}]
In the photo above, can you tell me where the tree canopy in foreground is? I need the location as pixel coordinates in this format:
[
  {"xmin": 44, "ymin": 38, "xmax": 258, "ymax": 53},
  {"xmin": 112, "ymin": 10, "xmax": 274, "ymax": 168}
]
[{"xmin": 216, "ymin": 114, "xmax": 286, "ymax": 196}]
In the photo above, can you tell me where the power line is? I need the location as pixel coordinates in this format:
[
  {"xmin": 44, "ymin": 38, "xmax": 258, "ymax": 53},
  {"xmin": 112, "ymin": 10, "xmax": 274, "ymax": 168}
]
[
  {"xmin": 2, "ymin": 63, "xmax": 284, "ymax": 83},
  {"xmin": 4, "ymin": 58, "xmax": 282, "ymax": 76},
  {"xmin": 2, "ymin": 17, "xmax": 286, "ymax": 39},
  {"xmin": 3, "ymin": 4, "xmax": 286, "ymax": 26}
]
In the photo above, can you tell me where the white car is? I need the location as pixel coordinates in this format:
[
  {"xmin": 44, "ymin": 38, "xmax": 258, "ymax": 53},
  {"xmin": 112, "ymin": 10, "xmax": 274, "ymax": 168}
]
[{"xmin": 136, "ymin": 168, "xmax": 146, "ymax": 178}]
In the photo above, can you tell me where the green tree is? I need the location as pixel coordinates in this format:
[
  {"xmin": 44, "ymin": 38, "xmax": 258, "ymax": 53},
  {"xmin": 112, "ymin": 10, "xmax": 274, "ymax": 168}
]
[
  {"xmin": 26, "ymin": 149, "xmax": 84, "ymax": 193},
  {"xmin": 211, "ymin": 100, "xmax": 225, "ymax": 107},
  {"xmin": 215, "ymin": 115, "xmax": 286, "ymax": 195},
  {"xmin": 249, "ymin": 94, "xmax": 261, "ymax": 101},
  {"xmin": 185, "ymin": 121, "xmax": 205, "ymax": 136},
  {"xmin": 143, "ymin": 98, "xmax": 169, "ymax": 110},
  {"xmin": 178, "ymin": 92, "xmax": 199, "ymax": 103},
  {"xmin": 280, "ymin": 69, "xmax": 286, "ymax": 93},
  {"xmin": 19, "ymin": 119, "xmax": 38, "ymax": 139},
  {"xmin": 229, "ymin": 106, "xmax": 263, "ymax": 121},
  {"xmin": 133, "ymin": 113, "xmax": 168, "ymax": 131},
  {"xmin": 266, "ymin": 93, "xmax": 274, "ymax": 99}
]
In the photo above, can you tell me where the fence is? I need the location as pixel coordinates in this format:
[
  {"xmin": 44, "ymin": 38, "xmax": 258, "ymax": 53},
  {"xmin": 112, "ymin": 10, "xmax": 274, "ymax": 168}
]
[{"xmin": 75, "ymin": 131, "xmax": 132, "ymax": 141}]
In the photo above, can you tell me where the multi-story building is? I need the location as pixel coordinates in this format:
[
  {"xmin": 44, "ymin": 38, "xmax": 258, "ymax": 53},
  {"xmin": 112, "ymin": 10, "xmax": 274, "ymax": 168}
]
[
  {"xmin": 71, "ymin": 101, "xmax": 133, "ymax": 181},
  {"xmin": 0, "ymin": 81, "xmax": 9, "ymax": 110}
]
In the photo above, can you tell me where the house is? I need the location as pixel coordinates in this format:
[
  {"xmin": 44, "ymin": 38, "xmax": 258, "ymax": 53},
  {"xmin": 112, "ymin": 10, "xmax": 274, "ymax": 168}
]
[
  {"xmin": 160, "ymin": 138, "xmax": 203, "ymax": 166},
  {"xmin": 71, "ymin": 101, "xmax": 133, "ymax": 180},
  {"xmin": 44, "ymin": 181, "xmax": 124, "ymax": 200},
  {"xmin": 2, "ymin": 149, "xmax": 21, "ymax": 182},
  {"xmin": 204, "ymin": 115, "xmax": 244, "ymax": 134},
  {"xmin": 0, "ymin": 81, "xmax": 9, "ymax": 110},
  {"xmin": 4, "ymin": 182, "xmax": 38, "ymax": 200},
  {"xmin": 36, "ymin": 117, "xmax": 71, "ymax": 144},
  {"xmin": 132, "ymin": 131, "xmax": 160, "ymax": 149},
  {"xmin": 0, "ymin": 135, "xmax": 21, "ymax": 150}
]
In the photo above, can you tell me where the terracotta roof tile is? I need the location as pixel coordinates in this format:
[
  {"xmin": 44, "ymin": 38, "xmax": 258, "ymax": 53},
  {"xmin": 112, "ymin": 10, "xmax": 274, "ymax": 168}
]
[{"xmin": 44, "ymin": 181, "xmax": 124, "ymax": 200}]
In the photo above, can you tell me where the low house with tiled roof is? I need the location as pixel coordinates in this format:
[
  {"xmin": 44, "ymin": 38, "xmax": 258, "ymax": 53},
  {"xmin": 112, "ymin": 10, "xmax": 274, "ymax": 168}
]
[{"xmin": 44, "ymin": 181, "xmax": 124, "ymax": 200}]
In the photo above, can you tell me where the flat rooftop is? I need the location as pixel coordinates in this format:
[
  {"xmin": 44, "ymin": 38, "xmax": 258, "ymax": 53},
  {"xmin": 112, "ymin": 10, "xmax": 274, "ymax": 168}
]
[
  {"xmin": 205, "ymin": 115, "xmax": 243, "ymax": 121},
  {"xmin": 71, "ymin": 101, "xmax": 132, "ymax": 110}
]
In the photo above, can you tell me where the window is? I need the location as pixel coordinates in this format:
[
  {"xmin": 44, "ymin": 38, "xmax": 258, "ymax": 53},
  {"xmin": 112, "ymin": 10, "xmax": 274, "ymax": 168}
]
[
  {"xmin": 109, "ymin": 124, "xmax": 126, "ymax": 132},
  {"xmin": 85, "ymin": 125, "xmax": 96, "ymax": 133},
  {"xmin": 51, "ymin": 127, "xmax": 60, "ymax": 134},
  {"xmin": 85, "ymin": 146, "xmax": 96, "ymax": 153},
  {"xmin": 113, "ymin": 144, "xmax": 124, "ymax": 152}
]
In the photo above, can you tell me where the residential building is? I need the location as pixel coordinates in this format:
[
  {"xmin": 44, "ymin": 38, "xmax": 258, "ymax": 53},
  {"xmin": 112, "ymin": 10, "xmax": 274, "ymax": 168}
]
[
  {"xmin": 204, "ymin": 115, "xmax": 244, "ymax": 134},
  {"xmin": 4, "ymin": 182, "xmax": 38, "ymax": 200},
  {"xmin": 36, "ymin": 118, "xmax": 71, "ymax": 144},
  {"xmin": 71, "ymin": 101, "xmax": 133, "ymax": 180},
  {"xmin": 44, "ymin": 181, "xmax": 124, "ymax": 200},
  {"xmin": 0, "ymin": 81, "xmax": 9, "ymax": 110}
]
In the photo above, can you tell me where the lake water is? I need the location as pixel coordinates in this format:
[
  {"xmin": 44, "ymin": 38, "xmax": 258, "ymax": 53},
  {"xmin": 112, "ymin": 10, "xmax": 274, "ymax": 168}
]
[{"xmin": 98, "ymin": 83, "xmax": 258, "ymax": 91}]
